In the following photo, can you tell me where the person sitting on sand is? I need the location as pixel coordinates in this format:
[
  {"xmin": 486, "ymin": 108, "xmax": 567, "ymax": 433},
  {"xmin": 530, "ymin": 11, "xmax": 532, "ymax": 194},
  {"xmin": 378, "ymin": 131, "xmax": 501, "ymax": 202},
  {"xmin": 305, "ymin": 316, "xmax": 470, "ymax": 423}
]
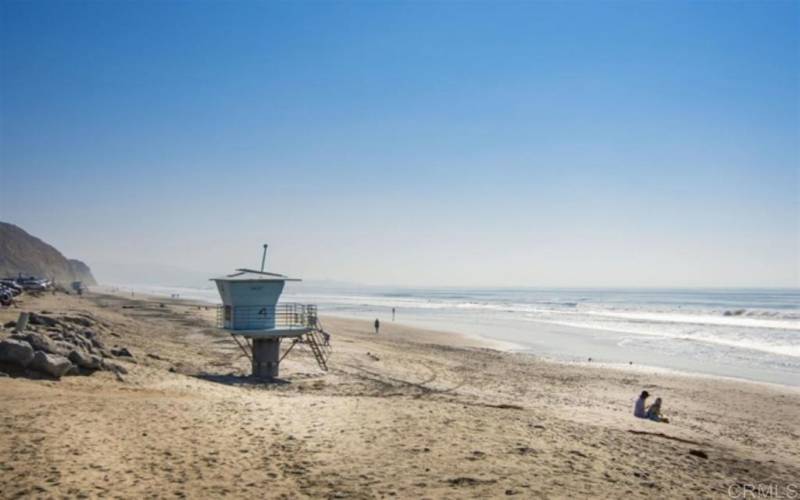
[
  {"xmin": 634, "ymin": 390, "xmax": 649, "ymax": 418},
  {"xmin": 646, "ymin": 397, "xmax": 668, "ymax": 423}
]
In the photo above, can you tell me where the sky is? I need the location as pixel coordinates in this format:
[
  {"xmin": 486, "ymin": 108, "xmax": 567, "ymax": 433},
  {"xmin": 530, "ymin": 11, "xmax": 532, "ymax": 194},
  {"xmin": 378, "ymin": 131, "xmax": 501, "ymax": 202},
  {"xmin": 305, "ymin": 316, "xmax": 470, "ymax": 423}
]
[{"xmin": 1, "ymin": 1, "xmax": 798, "ymax": 288}]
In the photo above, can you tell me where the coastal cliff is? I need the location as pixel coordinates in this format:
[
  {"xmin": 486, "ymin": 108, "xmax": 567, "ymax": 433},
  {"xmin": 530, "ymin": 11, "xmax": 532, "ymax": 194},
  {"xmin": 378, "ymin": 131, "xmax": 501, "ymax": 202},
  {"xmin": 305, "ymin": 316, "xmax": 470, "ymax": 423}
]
[{"xmin": 0, "ymin": 222, "xmax": 97, "ymax": 285}]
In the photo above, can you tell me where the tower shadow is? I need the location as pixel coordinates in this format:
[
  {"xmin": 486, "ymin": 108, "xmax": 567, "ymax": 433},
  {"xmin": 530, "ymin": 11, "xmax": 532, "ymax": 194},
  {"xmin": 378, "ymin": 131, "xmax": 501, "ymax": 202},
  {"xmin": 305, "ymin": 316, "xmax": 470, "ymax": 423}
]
[{"xmin": 192, "ymin": 372, "xmax": 291, "ymax": 386}]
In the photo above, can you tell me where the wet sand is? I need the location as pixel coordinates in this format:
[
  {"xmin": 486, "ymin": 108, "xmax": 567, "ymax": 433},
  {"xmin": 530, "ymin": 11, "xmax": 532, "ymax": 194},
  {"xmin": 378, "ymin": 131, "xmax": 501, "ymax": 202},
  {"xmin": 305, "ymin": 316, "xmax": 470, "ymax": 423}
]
[{"xmin": 1, "ymin": 292, "xmax": 798, "ymax": 499}]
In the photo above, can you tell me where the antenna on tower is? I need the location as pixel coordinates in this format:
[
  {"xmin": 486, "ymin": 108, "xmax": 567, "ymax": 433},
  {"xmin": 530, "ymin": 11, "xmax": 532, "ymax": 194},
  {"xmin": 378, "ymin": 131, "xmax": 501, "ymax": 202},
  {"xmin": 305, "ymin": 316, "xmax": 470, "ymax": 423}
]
[{"xmin": 260, "ymin": 244, "xmax": 268, "ymax": 272}]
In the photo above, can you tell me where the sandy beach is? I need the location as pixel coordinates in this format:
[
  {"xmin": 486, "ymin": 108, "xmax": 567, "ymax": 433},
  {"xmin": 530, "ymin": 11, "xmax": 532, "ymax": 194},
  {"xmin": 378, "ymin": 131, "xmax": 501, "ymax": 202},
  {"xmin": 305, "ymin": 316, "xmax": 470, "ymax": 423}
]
[{"xmin": 1, "ymin": 291, "xmax": 798, "ymax": 499}]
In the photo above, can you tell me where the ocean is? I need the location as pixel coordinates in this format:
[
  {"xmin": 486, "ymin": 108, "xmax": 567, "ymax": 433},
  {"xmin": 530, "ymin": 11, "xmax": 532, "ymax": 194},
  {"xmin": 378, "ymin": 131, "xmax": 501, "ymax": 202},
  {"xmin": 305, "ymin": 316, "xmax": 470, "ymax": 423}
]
[{"xmin": 100, "ymin": 284, "xmax": 800, "ymax": 386}]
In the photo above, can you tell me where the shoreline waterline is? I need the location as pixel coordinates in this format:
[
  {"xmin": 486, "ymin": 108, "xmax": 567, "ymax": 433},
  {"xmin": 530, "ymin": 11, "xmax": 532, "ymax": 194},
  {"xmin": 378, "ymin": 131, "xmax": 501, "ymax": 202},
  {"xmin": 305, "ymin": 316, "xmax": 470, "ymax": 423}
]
[{"xmin": 92, "ymin": 284, "xmax": 800, "ymax": 387}]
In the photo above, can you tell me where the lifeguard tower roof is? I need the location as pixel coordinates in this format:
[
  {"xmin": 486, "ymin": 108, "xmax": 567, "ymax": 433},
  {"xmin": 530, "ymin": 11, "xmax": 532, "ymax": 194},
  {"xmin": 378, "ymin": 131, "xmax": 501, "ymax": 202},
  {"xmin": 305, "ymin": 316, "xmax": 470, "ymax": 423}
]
[{"xmin": 211, "ymin": 268, "xmax": 301, "ymax": 282}]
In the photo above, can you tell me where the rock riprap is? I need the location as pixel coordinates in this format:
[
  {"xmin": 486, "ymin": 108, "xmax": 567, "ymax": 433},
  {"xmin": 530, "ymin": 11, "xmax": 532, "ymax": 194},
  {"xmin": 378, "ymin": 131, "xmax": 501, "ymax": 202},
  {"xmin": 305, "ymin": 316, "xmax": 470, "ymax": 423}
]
[{"xmin": 0, "ymin": 311, "xmax": 132, "ymax": 380}]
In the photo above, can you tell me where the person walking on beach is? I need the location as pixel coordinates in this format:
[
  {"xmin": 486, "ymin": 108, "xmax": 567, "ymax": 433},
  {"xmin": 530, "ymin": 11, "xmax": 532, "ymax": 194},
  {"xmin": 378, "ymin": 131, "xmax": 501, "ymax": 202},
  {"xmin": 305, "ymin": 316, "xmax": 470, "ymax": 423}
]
[
  {"xmin": 634, "ymin": 390, "xmax": 649, "ymax": 418},
  {"xmin": 392, "ymin": 307, "xmax": 396, "ymax": 321},
  {"xmin": 374, "ymin": 318, "xmax": 380, "ymax": 335}
]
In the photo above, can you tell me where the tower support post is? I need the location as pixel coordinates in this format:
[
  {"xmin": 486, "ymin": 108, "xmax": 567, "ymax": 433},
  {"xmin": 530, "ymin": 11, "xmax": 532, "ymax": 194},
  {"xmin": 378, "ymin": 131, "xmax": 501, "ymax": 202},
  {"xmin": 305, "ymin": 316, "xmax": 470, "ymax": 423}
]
[{"xmin": 252, "ymin": 338, "xmax": 281, "ymax": 379}]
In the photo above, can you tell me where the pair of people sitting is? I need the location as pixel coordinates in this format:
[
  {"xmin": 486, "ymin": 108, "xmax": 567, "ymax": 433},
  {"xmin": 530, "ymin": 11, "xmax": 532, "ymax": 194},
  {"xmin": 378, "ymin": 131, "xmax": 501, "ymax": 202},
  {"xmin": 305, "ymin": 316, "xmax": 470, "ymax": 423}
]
[{"xmin": 634, "ymin": 390, "xmax": 669, "ymax": 423}]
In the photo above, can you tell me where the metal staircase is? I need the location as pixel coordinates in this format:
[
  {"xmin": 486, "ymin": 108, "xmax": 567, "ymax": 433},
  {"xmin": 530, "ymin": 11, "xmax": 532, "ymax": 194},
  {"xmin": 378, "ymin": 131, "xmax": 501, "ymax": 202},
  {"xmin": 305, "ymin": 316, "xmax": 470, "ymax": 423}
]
[
  {"xmin": 303, "ymin": 311, "xmax": 331, "ymax": 371},
  {"xmin": 303, "ymin": 326, "xmax": 330, "ymax": 371},
  {"xmin": 273, "ymin": 311, "xmax": 330, "ymax": 372}
]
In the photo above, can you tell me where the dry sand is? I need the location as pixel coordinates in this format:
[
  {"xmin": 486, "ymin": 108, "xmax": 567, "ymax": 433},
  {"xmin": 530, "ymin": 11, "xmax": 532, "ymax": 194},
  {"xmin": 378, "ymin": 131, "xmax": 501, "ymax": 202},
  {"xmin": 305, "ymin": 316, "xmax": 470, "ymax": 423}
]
[{"xmin": 1, "ymin": 291, "xmax": 798, "ymax": 499}]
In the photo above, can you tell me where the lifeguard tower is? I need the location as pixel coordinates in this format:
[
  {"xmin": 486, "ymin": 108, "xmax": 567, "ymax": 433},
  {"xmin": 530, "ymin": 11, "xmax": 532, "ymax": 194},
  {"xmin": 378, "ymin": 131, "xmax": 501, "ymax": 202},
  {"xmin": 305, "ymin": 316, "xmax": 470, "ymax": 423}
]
[{"xmin": 212, "ymin": 246, "xmax": 330, "ymax": 379}]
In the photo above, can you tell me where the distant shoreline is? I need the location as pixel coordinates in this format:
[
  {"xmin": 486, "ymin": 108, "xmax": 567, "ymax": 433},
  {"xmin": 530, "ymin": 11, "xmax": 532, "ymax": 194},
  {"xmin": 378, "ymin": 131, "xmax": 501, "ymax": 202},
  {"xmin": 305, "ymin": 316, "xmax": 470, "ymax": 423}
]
[{"xmin": 92, "ymin": 285, "xmax": 800, "ymax": 389}]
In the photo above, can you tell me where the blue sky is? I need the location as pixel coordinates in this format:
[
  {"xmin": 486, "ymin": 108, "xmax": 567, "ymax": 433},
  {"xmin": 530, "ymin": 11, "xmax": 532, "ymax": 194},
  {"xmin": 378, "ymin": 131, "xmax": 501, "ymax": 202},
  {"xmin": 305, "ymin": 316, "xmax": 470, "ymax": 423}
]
[{"xmin": 1, "ymin": 1, "xmax": 798, "ymax": 287}]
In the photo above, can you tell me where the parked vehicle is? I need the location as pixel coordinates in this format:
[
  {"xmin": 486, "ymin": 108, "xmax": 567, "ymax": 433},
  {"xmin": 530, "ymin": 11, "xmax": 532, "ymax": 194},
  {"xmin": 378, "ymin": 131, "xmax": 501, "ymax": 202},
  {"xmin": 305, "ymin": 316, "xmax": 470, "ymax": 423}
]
[
  {"xmin": 0, "ymin": 279, "xmax": 23, "ymax": 295},
  {"xmin": 0, "ymin": 285, "xmax": 14, "ymax": 306},
  {"xmin": 14, "ymin": 275, "xmax": 51, "ymax": 291}
]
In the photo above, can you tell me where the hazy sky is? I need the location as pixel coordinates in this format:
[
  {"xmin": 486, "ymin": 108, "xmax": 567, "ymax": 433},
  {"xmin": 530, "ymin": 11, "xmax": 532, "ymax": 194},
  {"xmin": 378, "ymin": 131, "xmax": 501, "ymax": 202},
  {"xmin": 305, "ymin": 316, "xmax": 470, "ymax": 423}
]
[{"xmin": 1, "ymin": 1, "xmax": 798, "ymax": 287}]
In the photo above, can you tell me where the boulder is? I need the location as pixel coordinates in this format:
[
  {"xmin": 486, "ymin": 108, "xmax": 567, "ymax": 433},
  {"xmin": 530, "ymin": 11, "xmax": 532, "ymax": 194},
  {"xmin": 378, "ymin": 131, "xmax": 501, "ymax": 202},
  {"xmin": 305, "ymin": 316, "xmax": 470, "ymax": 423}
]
[
  {"xmin": 87, "ymin": 353, "xmax": 103, "ymax": 369},
  {"xmin": 90, "ymin": 337, "xmax": 107, "ymax": 351},
  {"xmin": 111, "ymin": 347, "xmax": 134, "ymax": 358},
  {"xmin": 68, "ymin": 349, "xmax": 102, "ymax": 370},
  {"xmin": 0, "ymin": 339, "xmax": 35, "ymax": 368},
  {"xmin": 101, "ymin": 359, "xmax": 128, "ymax": 375},
  {"xmin": 62, "ymin": 316, "xmax": 93, "ymax": 328},
  {"xmin": 64, "ymin": 333, "xmax": 94, "ymax": 353},
  {"xmin": 54, "ymin": 340, "xmax": 75, "ymax": 355},
  {"xmin": 28, "ymin": 313, "xmax": 60, "ymax": 328},
  {"xmin": 15, "ymin": 332, "xmax": 69, "ymax": 357},
  {"xmin": 29, "ymin": 351, "xmax": 72, "ymax": 378}
]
